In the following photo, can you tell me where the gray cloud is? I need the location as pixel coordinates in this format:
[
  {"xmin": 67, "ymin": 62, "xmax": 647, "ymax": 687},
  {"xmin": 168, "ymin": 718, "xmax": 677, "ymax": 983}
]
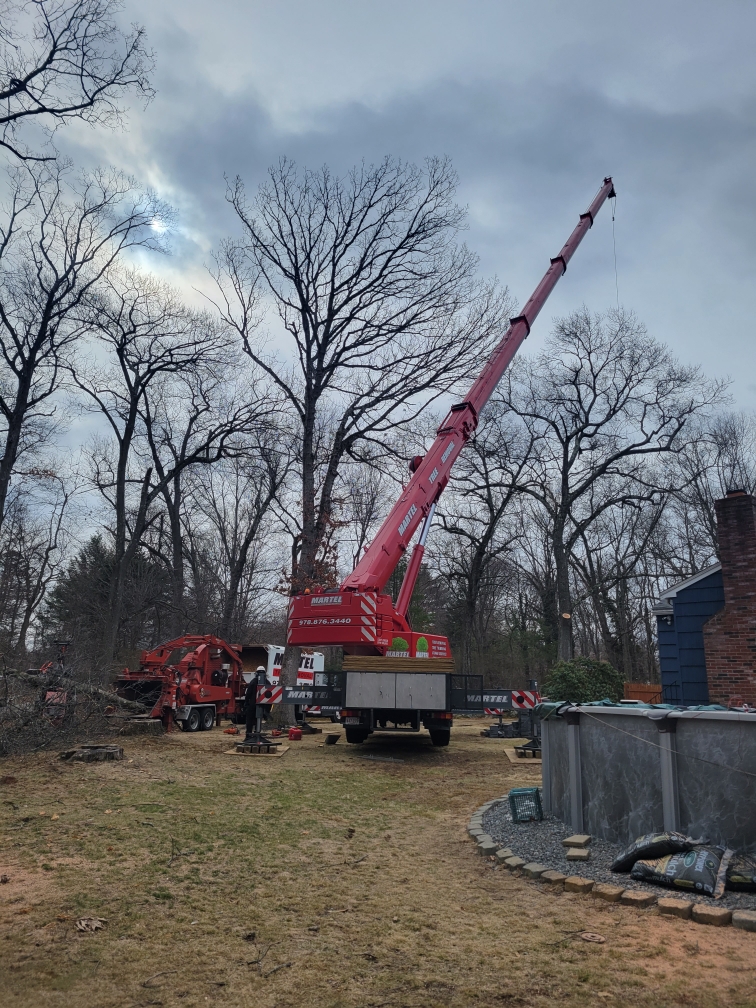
[{"xmin": 59, "ymin": 0, "xmax": 756, "ymax": 406}]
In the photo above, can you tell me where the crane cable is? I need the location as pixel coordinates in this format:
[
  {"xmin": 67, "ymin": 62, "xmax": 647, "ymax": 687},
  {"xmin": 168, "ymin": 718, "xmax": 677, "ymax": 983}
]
[{"xmin": 611, "ymin": 194, "xmax": 620, "ymax": 310}]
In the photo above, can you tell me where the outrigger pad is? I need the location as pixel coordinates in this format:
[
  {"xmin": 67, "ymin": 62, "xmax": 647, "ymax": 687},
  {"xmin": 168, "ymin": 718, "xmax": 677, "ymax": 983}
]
[{"xmin": 225, "ymin": 744, "xmax": 289, "ymax": 758}]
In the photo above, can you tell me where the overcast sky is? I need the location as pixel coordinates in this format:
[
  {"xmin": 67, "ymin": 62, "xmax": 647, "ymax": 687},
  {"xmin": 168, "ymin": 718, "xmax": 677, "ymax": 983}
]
[{"xmin": 63, "ymin": 0, "xmax": 756, "ymax": 407}]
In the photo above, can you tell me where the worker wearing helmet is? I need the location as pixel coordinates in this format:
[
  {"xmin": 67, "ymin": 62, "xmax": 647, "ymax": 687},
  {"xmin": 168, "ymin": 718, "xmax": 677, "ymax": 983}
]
[{"xmin": 243, "ymin": 666, "xmax": 267, "ymax": 742}]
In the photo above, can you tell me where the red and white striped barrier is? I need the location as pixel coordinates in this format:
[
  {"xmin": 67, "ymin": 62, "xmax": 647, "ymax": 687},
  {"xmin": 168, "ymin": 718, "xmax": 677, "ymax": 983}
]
[
  {"xmin": 511, "ymin": 690, "xmax": 540, "ymax": 709},
  {"xmin": 256, "ymin": 684, "xmax": 283, "ymax": 705}
]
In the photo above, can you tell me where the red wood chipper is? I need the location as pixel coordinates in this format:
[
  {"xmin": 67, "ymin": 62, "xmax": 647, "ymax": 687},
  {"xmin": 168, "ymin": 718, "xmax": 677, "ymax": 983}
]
[{"xmin": 115, "ymin": 634, "xmax": 256, "ymax": 732}]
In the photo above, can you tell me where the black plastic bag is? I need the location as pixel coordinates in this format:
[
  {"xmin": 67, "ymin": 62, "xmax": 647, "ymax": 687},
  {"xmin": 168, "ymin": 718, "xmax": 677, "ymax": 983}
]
[
  {"xmin": 630, "ymin": 845, "xmax": 732, "ymax": 899},
  {"xmin": 726, "ymin": 854, "xmax": 756, "ymax": 892},
  {"xmin": 611, "ymin": 832, "xmax": 698, "ymax": 873}
]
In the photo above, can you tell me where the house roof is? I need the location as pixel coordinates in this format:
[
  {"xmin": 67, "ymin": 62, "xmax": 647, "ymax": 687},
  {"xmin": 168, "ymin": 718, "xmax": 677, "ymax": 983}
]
[{"xmin": 659, "ymin": 561, "xmax": 722, "ymax": 601}]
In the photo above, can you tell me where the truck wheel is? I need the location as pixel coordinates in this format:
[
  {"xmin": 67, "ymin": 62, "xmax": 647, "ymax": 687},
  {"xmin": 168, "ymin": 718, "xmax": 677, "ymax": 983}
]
[
  {"xmin": 199, "ymin": 707, "xmax": 215, "ymax": 731},
  {"xmin": 345, "ymin": 726, "xmax": 367, "ymax": 744},
  {"xmin": 184, "ymin": 708, "xmax": 201, "ymax": 732},
  {"xmin": 429, "ymin": 729, "xmax": 450, "ymax": 747}
]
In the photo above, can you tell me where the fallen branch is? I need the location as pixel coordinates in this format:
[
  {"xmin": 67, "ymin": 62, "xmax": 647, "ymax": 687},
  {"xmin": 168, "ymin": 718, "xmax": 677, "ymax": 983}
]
[
  {"xmin": 263, "ymin": 962, "xmax": 292, "ymax": 978},
  {"xmin": 11, "ymin": 671, "xmax": 146, "ymax": 714},
  {"xmin": 167, "ymin": 837, "xmax": 194, "ymax": 866},
  {"xmin": 246, "ymin": 943, "xmax": 271, "ymax": 969},
  {"xmin": 141, "ymin": 969, "xmax": 178, "ymax": 988}
]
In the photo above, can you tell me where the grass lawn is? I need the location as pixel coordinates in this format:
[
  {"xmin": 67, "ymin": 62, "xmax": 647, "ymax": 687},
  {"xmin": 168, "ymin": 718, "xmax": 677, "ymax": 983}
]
[{"xmin": 1, "ymin": 718, "xmax": 754, "ymax": 1007}]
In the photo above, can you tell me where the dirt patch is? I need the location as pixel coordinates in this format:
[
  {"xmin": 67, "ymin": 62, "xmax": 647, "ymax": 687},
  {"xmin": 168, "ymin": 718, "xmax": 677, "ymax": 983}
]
[{"xmin": 0, "ymin": 720, "xmax": 753, "ymax": 1007}]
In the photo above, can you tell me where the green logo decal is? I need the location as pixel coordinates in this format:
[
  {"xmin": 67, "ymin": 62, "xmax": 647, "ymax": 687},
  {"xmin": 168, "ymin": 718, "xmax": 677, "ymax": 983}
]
[
  {"xmin": 415, "ymin": 637, "xmax": 429, "ymax": 653},
  {"xmin": 391, "ymin": 636, "xmax": 409, "ymax": 652}
]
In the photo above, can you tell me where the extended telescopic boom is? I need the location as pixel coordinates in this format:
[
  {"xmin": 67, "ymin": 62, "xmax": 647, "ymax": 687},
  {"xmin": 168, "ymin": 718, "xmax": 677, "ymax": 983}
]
[{"xmin": 341, "ymin": 176, "xmax": 616, "ymax": 603}]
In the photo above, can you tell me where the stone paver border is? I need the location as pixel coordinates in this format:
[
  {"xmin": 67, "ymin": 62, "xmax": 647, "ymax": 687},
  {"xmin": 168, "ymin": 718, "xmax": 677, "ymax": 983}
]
[{"xmin": 467, "ymin": 797, "xmax": 754, "ymax": 933}]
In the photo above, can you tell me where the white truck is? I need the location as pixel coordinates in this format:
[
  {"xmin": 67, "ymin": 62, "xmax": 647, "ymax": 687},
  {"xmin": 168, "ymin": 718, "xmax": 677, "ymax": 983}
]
[{"xmin": 239, "ymin": 644, "xmax": 338, "ymax": 717}]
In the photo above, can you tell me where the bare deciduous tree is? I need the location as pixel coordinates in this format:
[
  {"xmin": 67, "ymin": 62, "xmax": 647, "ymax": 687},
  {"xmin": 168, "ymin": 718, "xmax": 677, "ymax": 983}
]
[
  {"xmin": 499, "ymin": 307, "xmax": 727, "ymax": 661},
  {"xmin": 0, "ymin": 470, "xmax": 71, "ymax": 653},
  {"xmin": 73, "ymin": 271, "xmax": 261, "ymax": 657},
  {"xmin": 0, "ymin": 166, "xmax": 168, "ymax": 534},
  {"xmin": 140, "ymin": 365, "xmax": 280, "ymax": 638},
  {"xmin": 668, "ymin": 412, "xmax": 756, "ymax": 560},
  {"xmin": 435, "ymin": 404, "xmax": 536, "ymax": 673},
  {"xmin": 570, "ymin": 488, "xmax": 668, "ymax": 679},
  {"xmin": 0, "ymin": 0, "xmax": 153, "ymax": 161},
  {"xmin": 213, "ymin": 155, "xmax": 514, "ymax": 710},
  {"xmin": 183, "ymin": 443, "xmax": 290, "ymax": 640},
  {"xmin": 214, "ymin": 156, "xmax": 513, "ymax": 595}
]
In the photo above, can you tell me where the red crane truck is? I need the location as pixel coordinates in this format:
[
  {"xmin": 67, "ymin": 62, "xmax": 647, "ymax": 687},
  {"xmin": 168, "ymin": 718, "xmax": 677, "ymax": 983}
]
[{"xmin": 286, "ymin": 178, "xmax": 617, "ymax": 745}]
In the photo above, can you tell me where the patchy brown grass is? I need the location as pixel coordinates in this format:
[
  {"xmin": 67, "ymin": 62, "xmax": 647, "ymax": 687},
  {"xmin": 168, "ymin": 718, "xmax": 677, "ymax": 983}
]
[{"xmin": 1, "ymin": 718, "xmax": 754, "ymax": 1008}]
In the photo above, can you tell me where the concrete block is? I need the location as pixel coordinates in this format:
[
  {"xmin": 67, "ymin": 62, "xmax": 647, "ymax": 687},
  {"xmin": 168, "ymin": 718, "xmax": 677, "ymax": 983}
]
[
  {"xmin": 566, "ymin": 847, "xmax": 590, "ymax": 861},
  {"xmin": 522, "ymin": 862, "xmax": 548, "ymax": 879},
  {"xmin": 732, "ymin": 910, "xmax": 756, "ymax": 932},
  {"xmin": 564, "ymin": 876, "xmax": 594, "ymax": 894},
  {"xmin": 540, "ymin": 870, "xmax": 567, "ymax": 886},
  {"xmin": 692, "ymin": 904, "xmax": 732, "ymax": 927},
  {"xmin": 563, "ymin": 834, "xmax": 592, "ymax": 847},
  {"xmin": 658, "ymin": 898, "xmax": 693, "ymax": 919},
  {"xmin": 620, "ymin": 890, "xmax": 657, "ymax": 908},
  {"xmin": 495, "ymin": 848, "xmax": 514, "ymax": 863},
  {"xmin": 468, "ymin": 827, "xmax": 486, "ymax": 838},
  {"xmin": 477, "ymin": 839, "xmax": 499, "ymax": 856},
  {"xmin": 592, "ymin": 883, "xmax": 625, "ymax": 903},
  {"xmin": 504, "ymin": 856, "xmax": 526, "ymax": 871}
]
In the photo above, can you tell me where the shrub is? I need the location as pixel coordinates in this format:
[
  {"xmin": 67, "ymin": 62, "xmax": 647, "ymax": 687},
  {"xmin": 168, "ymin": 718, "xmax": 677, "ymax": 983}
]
[{"xmin": 543, "ymin": 657, "xmax": 624, "ymax": 704}]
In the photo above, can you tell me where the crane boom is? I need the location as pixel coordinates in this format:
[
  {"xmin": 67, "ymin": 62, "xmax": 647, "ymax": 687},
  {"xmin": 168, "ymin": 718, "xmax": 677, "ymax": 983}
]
[
  {"xmin": 342, "ymin": 176, "xmax": 616, "ymax": 596},
  {"xmin": 287, "ymin": 177, "xmax": 615, "ymax": 655}
]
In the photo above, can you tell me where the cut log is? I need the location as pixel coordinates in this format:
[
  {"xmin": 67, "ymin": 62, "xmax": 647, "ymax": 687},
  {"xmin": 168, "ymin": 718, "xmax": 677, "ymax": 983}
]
[{"xmin": 341, "ymin": 656, "xmax": 455, "ymax": 673}]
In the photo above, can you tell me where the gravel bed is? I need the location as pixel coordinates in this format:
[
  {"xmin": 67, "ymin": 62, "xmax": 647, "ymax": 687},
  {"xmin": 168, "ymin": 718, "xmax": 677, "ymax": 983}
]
[{"xmin": 482, "ymin": 801, "xmax": 756, "ymax": 911}]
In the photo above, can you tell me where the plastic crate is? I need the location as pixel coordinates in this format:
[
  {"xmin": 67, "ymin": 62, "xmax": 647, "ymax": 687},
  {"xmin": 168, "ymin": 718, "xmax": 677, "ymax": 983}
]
[{"xmin": 508, "ymin": 787, "xmax": 543, "ymax": 822}]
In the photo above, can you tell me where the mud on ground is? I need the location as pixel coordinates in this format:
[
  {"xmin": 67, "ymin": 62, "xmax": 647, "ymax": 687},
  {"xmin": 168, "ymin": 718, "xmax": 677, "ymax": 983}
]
[{"xmin": 1, "ymin": 719, "xmax": 754, "ymax": 1008}]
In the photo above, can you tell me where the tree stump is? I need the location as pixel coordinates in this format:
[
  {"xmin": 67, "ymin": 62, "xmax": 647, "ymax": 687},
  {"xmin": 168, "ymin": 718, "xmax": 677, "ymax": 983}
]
[
  {"xmin": 59, "ymin": 745, "xmax": 124, "ymax": 762},
  {"xmin": 119, "ymin": 718, "xmax": 164, "ymax": 736}
]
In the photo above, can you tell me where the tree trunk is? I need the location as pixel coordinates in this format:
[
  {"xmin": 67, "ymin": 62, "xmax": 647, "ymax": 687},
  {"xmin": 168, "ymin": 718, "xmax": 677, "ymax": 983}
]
[
  {"xmin": 105, "ymin": 403, "xmax": 139, "ymax": 661},
  {"xmin": 275, "ymin": 645, "xmax": 301, "ymax": 727},
  {"xmin": 553, "ymin": 532, "xmax": 574, "ymax": 662},
  {"xmin": 166, "ymin": 472, "xmax": 185, "ymax": 638},
  {"xmin": 106, "ymin": 465, "xmax": 152, "ymax": 662},
  {"xmin": 0, "ymin": 374, "xmax": 32, "ymax": 534}
]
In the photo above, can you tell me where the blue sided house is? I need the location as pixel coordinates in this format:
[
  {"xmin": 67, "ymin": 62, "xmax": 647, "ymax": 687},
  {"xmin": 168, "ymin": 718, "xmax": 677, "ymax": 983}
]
[{"xmin": 652, "ymin": 563, "xmax": 724, "ymax": 705}]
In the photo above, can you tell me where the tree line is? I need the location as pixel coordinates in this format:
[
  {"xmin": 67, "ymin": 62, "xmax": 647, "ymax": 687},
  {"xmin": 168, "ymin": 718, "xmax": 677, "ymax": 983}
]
[{"xmin": 0, "ymin": 0, "xmax": 750, "ymax": 689}]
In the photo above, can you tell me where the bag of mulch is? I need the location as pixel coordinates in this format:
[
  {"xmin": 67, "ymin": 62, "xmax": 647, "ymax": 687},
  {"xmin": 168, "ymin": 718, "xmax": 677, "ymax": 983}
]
[
  {"xmin": 726, "ymin": 854, "xmax": 756, "ymax": 892},
  {"xmin": 611, "ymin": 832, "xmax": 699, "ymax": 873},
  {"xmin": 630, "ymin": 845, "xmax": 732, "ymax": 899}
]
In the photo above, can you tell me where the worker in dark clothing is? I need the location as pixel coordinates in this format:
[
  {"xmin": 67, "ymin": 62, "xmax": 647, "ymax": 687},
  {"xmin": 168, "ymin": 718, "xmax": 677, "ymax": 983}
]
[{"xmin": 243, "ymin": 665, "xmax": 267, "ymax": 742}]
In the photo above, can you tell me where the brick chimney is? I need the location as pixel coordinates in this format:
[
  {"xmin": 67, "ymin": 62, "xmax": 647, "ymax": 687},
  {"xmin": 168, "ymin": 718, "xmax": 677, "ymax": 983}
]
[{"xmin": 703, "ymin": 490, "xmax": 756, "ymax": 705}]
